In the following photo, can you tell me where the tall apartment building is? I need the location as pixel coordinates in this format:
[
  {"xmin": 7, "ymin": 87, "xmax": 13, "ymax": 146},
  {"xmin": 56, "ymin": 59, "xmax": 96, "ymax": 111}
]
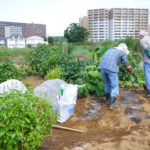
[
  {"xmin": 79, "ymin": 16, "xmax": 88, "ymax": 29},
  {"xmin": 5, "ymin": 26, "xmax": 23, "ymax": 37},
  {"xmin": 88, "ymin": 9, "xmax": 109, "ymax": 41},
  {"xmin": 0, "ymin": 21, "xmax": 46, "ymax": 38},
  {"xmin": 109, "ymin": 8, "xmax": 149, "ymax": 41},
  {"xmin": 86, "ymin": 8, "xmax": 149, "ymax": 41},
  {"xmin": 148, "ymin": 24, "xmax": 150, "ymax": 36}
]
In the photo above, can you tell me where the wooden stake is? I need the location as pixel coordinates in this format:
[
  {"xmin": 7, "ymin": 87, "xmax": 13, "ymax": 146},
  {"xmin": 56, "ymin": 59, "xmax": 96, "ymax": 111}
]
[{"xmin": 53, "ymin": 124, "xmax": 84, "ymax": 133}]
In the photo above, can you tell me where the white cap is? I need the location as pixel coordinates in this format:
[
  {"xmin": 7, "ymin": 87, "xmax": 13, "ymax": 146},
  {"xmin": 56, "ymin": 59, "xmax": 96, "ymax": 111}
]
[
  {"xmin": 114, "ymin": 43, "xmax": 130, "ymax": 55},
  {"xmin": 139, "ymin": 30, "xmax": 148, "ymax": 36}
]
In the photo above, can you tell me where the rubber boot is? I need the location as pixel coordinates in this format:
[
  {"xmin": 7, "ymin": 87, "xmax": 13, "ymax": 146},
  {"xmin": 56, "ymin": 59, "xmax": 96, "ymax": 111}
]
[
  {"xmin": 143, "ymin": 83, "xmax": 147, "ymax": 91},
  {"xmin": 143, "ymin": 90, "xmax": 150, "ymax": 98},
  {"xmin": 109, "ymin": 96, "xmax": 119, "ymax": 109},
  {"xmin": 105, "ymin": 93, "xmax": 110, "ymax": 104}
]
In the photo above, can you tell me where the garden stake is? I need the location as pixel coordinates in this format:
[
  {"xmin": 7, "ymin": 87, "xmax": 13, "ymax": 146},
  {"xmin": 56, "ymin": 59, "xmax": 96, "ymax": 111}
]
[{"xmin": 53, "ymin": 125, "xmax": 84, "ymax": 133}]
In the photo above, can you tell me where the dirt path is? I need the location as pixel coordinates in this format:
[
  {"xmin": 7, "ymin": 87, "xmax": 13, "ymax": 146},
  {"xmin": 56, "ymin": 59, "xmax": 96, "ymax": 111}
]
[{"xmin": 37, "ymin": 88, "xmax": 150, "ymax": 150}]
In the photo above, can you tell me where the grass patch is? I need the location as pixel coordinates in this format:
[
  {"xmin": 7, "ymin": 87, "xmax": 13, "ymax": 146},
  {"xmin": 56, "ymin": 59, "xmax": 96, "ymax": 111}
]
[
  {"xmin": 72, "ymin": 49, "xmax": 89, "ymax": 56},
  {"xmin": 0, "ymin": 48, "xmax": 33, "ymax": 57}
]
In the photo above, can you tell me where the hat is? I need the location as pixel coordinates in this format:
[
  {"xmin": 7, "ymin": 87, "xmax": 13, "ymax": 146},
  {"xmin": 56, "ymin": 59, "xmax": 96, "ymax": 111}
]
[
  {"xmin": 139, "ymin": 30, "xmax": 148, "ymax": 36},
  {"xmin": 114, "ymin": 43, "xmax": 130, "ymax": 55}
]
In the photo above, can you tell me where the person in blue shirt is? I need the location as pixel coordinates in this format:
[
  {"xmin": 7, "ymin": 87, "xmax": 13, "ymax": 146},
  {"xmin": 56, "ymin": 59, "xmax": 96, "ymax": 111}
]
[
  {"xmin": 98, "ymin": 43, "xmax": 137, "ymax": 109},
  {"xmin": 139, "ymin": 30, "xmax": 150, "ymax": 98}
]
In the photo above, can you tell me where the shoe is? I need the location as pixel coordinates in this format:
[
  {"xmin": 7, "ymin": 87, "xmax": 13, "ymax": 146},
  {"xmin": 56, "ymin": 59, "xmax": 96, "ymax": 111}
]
[
  {"xmin": 105, "ymin": 93, "xmax": 110, "ymax": 104},
  {"xmin": 143, "ymin": 90, "xmax": 150, "ymax": 98},
  {"xmin": 109, "ymin": 96, "xmax": 119, "ymax": 109}
]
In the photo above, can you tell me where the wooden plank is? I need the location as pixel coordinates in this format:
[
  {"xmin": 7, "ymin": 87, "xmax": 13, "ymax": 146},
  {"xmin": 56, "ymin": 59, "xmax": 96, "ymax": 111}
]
[{"xmin": 53, "ymin": 125, "xmax": 84, "ymax": 133}]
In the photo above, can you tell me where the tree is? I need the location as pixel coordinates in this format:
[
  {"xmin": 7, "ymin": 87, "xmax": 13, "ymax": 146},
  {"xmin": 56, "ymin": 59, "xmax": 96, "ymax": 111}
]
[
  {"xmin": 48, "ymin": 36, "xmax": 54, "ymax": 45},
  {"xmin": 64, "ymin": 23, "xmax": 89, "ymax": 43},
  {"xmin": 43, "ymin": 36, "xmax": 47, "ymax": 41}
]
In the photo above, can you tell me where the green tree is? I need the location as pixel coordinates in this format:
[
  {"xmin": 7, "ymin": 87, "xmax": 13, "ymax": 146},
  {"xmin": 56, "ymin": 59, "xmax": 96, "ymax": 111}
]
[
  {"xmin": 64, "ymin": 23, "xmax": 89, "ymax": 43},
  {"xmin": 43, "ymin": 36, "xmax": 47, "ymax": 41},
  {"xmin": 48, "ymin": 36, "xmax": 54, "ymax": 44}
]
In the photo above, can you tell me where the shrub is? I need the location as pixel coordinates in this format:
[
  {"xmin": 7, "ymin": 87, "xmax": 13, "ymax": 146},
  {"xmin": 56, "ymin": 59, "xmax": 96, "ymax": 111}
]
[
  {"xmin": 61, "ymin": 56, "xmax": 92, "ymax": 83},
  {"xmin": 26, "ymin": 44, "xmax": 51, "ymax": 77},
  {"xmin": 75, "ymin": 65, "xmax": 105, "ymax": 97},
  {"xmin": 67, "ymin": 43, "xmax": 77, "ymax": 54},
  {"xmin": 100, "ymin": 40, "xmax": 115, "ymax": 48},
  {"xmin": 26, "ymin": 44, "xmax": 64, "ymax": 77},
  {"xmin": 44, "ymin": 67, "xmax": 62, "ymax": 80},
  {"xmin": 0, "ymin": 61, "xmax": 26, "ymax": 83},
  {"xmin": 0, "ymin": 90, "xmax": 57, "ymax": 149}
]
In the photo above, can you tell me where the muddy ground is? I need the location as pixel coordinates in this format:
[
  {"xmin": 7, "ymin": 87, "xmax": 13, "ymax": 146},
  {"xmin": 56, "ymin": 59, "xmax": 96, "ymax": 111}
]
[
  {"xmin": 22, "ymin": 76, "xmax": 150, "ymax": 150},
  {"xmin": 18, "ymin": 65, "xmax": 149, "ymax": 150},
  {"xmin": 29, "ymin": 78, "xmax": 149, "ymax": 150}
]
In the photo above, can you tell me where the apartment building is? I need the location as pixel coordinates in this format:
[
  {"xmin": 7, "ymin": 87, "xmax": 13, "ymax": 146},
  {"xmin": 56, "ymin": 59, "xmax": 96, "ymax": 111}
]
[
  {"xmin": 85, "ymin": 8, "xmax": 149, "ymax": 41},
  {"xmin": 0, "ymin": 21, "xmax": 46, "ymax": 38},
  {"xmin": 5, "ymin": 26, "xmax": 23, "ymax": 37},
  {"xmin": 148, "ymin": 24, "xmax": 150, "ymax": 36},
  {"xmin": 109, "ymin": 8, "xmax": 149, "ymax": 41},
  {"xmin": 79, "ymin": 16, "xmax": 88, "ymax": 29},
  {"xmin": 88, "ymin": 9, "xmax": 109, "ymax": 41}
]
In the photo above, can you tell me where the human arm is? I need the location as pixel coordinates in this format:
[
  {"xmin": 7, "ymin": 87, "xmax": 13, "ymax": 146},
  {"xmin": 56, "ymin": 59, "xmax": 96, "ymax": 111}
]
[
  {"xmin": 125, "ymin": 64, "xmax": 137, "ymax": 82},
  {"xmin": 121, "ymin": 54, "xmax": 137, "ymax": 82}
]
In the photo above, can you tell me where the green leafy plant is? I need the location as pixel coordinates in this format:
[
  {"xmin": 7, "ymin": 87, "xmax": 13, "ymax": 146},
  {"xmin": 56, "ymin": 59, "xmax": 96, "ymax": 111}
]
[
  {"xmin": 0, "ymin": 61, "xmax": 27, "ymax": 83},
  {"xmin": 61, "ymin": 56, "xmax": 92, "ymax": 83},
  {"xmin": 0, "ymin": 90, "xmax": 57, "ymax": 149},
  {"xmin": 67, "ymin": 43, "xmax": 77, "ymax": 54},
  {"xmin": 44, "ymin": 67, "xmax": 62, "ymax": 80},
  {"xmin": 76, "ymin": 65, "xmax": 105, "ymax": 97},
  {"xmin": 24, "ymin": 81, "xmax": 34, "ymax": 89},
  {"xmin": 26, "ymin": 43, "xmax": 66, "ymax": 77}
]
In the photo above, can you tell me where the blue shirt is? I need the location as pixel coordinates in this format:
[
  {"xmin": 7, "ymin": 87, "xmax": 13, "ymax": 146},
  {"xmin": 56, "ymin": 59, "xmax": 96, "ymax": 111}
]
[{"xmin": 98, "ymin": 48, "xmax": 129, "ymax": 73}]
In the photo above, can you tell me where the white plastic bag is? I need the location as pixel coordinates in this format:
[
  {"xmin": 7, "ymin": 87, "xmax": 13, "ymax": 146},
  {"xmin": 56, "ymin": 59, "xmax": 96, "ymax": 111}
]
[
  {"xmin": 0, "ymin": 79, "xmax": 27, "ymax": 94},
  {"xmin": 33, "ymin": 79, "xmax": 79, "ymax": 123},
  {"xmin": 33, "ymin": 79, "xmax": 66, "ymax": 114},
  {"xmin": 57, "ymin": 84, "xmax": 78, "ymax": 123}
]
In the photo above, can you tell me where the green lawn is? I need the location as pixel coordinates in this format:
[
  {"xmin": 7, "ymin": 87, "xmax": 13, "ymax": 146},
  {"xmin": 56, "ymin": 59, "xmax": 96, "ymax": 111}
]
[
  {"xmin": 71, "ymin": 49, "xmax": 89, "ymax": 56},
  {"xmin": 0, "ymin": 48, "xmax": 33, "ymax": 62},
  {"xmin": 0, "ymin": 47, "xmax": 33, "ymax": 57}
]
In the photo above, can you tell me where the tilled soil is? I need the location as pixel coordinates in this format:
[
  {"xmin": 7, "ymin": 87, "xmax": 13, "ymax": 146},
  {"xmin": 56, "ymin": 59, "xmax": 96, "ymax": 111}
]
[{"xmin": 37, "ymin": 88, "xmax": 150, "ymax": 150}]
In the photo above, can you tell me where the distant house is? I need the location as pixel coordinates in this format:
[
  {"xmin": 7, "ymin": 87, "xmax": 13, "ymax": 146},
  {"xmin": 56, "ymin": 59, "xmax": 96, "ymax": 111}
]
[
  {"xmin": 0, "ymin": 37, "xmax": 6, "ymax": 47},
  {"xmin": 7, "ymin": 35, "xmax": 25, "ymax": 48},
  {"xmin": 26, "ymin": 36, "xmax": 48, "ymax": 47}
]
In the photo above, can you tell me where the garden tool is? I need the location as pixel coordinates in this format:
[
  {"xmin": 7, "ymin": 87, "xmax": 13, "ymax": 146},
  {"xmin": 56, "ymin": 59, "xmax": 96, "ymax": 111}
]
[
  {"xmin": 133, "ymin": 74, "xmax": 138, "ymax": 83},
  {"xmin": 109, "ymin": 96, "xmax": 119, "ymax": 109},
  {"xmin": 126, "ymin": 64, "xmax": 138, "ymax": 83}
]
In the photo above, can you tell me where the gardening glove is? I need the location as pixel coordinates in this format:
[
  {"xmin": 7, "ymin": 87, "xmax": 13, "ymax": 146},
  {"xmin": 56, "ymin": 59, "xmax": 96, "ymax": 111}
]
[
  {"xmin": 133, "ymin": 74, "xmax": 138, "ymax": 83},
  {"xmin": 126, "ymin": 64, "xmax": 134, "ymax": 75}
]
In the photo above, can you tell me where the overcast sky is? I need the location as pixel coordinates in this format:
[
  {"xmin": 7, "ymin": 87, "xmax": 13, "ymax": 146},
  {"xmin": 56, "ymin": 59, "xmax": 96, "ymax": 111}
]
[{"xmin": 0, "ymin": 0, "xmax": 150, "ymax": 36}]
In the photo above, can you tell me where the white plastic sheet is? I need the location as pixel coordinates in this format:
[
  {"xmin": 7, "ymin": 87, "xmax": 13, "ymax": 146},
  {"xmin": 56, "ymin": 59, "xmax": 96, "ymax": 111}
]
[{"xmin": 0, "ymin": 79, "xmax": 27, "ymax": 94}]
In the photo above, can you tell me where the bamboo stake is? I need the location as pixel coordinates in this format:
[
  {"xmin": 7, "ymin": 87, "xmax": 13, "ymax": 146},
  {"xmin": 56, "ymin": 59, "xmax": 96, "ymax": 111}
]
[{"xmin": 53, "ymin": 125, "xmax": 84, "ymax": 133}]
